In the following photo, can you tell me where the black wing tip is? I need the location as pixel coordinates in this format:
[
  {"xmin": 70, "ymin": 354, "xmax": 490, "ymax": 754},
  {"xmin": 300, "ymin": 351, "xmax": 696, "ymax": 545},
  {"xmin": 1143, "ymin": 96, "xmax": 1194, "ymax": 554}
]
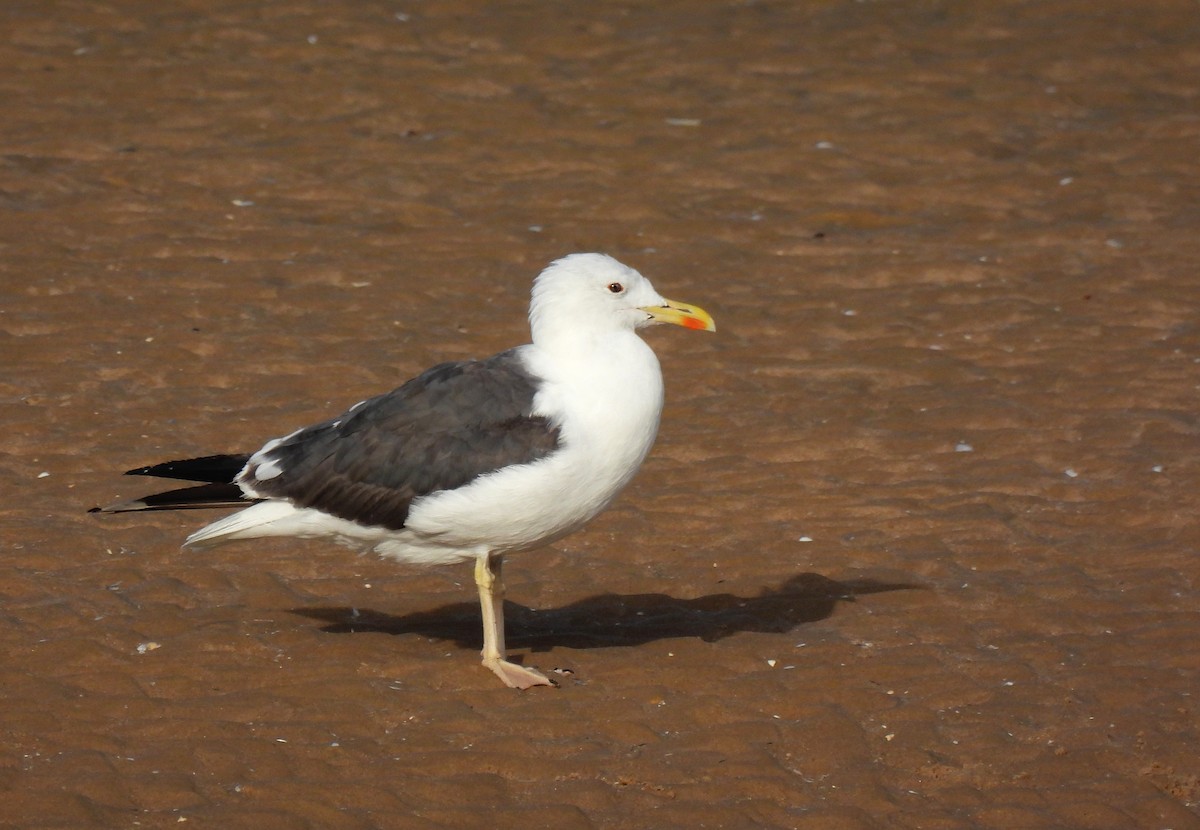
[
  {"xmin": 123, "ymin": 454, "xmax": 252, "ymax": 483},
  {"xmin": 90, "ymin": 482, "xmax": 254, "ymax": 514},
  {"xmin": 94, "ymin": 455, "xmax": 253, "ymax": 515}
]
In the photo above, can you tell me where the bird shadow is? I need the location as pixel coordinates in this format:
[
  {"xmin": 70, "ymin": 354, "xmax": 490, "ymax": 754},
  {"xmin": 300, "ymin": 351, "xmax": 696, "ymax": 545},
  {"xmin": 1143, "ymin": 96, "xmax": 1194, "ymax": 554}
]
[{"xmin": 289, "ymin": 573, "xmax": 923, "ymax": 653}]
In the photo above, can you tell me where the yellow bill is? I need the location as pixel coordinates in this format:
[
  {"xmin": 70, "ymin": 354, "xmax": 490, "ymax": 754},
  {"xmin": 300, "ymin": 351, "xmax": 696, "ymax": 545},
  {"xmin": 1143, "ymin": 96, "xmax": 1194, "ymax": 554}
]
[{"xmin": 640, "ymin": 299, "xmax": 716, "ymax": 332}]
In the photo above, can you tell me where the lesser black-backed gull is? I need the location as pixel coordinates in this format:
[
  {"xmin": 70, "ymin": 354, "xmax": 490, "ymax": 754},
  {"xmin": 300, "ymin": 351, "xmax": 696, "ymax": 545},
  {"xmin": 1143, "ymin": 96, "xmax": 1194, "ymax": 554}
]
[{"xmin": 93, "ymin": 253, "xmax": 715, "ymax": 688}]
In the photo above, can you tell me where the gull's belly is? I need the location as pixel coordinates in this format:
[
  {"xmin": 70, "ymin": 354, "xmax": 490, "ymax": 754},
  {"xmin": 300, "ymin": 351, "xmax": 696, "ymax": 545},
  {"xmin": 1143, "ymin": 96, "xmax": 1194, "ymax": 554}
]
[{"xmin": 401, "ymin": 436, "xmax": 645, "ymax": 555}]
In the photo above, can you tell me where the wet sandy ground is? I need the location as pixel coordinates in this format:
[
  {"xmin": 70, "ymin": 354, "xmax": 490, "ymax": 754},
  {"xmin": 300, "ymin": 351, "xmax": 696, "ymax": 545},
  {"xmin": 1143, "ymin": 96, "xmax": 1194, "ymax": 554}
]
[{"xmin": 3, "ymin": 1, "xmax": 1199, "ymax": 827}]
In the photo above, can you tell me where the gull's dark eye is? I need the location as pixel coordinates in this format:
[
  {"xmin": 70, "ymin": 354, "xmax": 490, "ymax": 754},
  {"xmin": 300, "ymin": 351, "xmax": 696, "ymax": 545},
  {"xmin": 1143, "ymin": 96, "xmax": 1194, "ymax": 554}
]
[{"xmin": 607, "ymin": 282, "xmax": 624, "ymax": 294}]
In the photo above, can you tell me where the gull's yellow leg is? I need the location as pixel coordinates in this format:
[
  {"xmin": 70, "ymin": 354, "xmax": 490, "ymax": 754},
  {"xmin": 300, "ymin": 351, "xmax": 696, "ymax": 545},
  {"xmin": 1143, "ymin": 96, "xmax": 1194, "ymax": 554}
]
[{"xmin": 475, "ymin": 553, "xmax": 553, "ymax": 689}]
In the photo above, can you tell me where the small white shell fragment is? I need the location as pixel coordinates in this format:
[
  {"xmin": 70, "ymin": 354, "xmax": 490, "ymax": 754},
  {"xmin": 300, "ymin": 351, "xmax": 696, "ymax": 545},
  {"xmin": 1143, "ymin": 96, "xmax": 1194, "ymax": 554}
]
[{"xmin": 136, "ymin": 642, "xmax": 161, "ymax": 654}]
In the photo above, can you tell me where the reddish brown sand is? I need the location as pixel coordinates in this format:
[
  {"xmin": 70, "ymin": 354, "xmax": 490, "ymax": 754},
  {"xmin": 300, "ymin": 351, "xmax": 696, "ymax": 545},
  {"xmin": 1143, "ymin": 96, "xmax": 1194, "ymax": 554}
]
[{"xmin": 2, "ymin": 1, "xmax": 1199, "ymax": 828}]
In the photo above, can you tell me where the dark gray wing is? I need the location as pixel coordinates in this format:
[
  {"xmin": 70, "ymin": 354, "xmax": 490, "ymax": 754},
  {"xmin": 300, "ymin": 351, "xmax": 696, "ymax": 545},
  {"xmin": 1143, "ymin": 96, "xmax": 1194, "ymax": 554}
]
[{"xmin": 242, "ymin": 349, "xmax": 561, "ymax": 531}]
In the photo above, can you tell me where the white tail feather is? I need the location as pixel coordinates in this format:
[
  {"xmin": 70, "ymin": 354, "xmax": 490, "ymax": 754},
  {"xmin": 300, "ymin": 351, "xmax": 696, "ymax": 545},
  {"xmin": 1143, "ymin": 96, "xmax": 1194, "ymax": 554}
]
[{"xmin": 184, "ymin": 501, "xmax": 307, "ymax": 549}]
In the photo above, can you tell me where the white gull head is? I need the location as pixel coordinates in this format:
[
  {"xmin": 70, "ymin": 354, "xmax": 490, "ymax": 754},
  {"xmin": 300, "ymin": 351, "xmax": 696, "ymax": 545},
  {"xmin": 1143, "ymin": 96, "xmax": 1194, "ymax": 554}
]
[{"xmin": 528, "ymin": 253, "xmax": 714, "ymax": 350}]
